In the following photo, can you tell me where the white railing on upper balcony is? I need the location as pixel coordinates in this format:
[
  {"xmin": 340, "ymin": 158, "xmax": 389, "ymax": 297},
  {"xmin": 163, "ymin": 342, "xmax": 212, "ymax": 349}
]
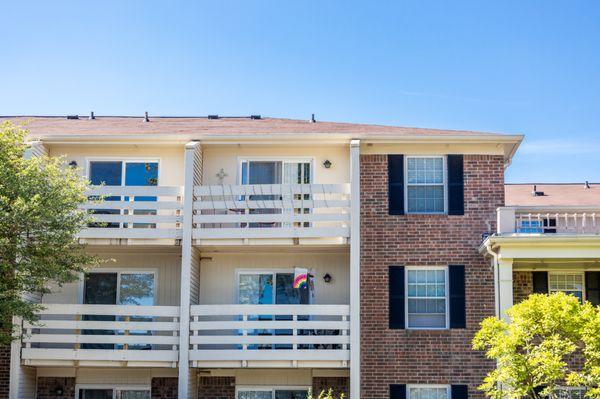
[
  {"xmin": 189, "ymin": 304, "xmax": 350, "ymax": 367},
  {"xmin": 192, "ymin": 184, "xmax": 351, "ymax": 240},
  {"xmin": 79, "ymin": 186, "xmax": 184, "ymax": 239},
  {"xmin": 21, "ymin": 304, "xmax": 180, "ymax": 366},
  {"xmin": 497, "ymin": 207, "xmax": 600, "ymax": 235}
]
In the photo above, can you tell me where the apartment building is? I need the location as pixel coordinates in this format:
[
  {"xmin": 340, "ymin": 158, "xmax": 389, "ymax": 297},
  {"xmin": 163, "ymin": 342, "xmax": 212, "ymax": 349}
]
[{"xmin": 0, "ymin": 115, "xmax": 523, "ymax": 399}]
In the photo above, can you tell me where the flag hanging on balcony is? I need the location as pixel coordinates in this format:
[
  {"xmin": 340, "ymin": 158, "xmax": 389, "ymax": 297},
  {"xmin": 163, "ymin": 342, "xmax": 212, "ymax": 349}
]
[{"xmin": 293, "ymin": 267, "xmax": 308, "ymax": 289}]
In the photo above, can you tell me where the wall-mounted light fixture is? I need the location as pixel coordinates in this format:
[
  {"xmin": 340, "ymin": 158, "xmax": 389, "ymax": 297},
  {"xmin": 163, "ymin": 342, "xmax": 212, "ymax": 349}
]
[
  {"xmin": 323, "ymin": 273, "xmax": 332, "ymax": 283},
  {"xmin": 322, "ymin": 160, "xmax": 332, "ymax": 169},
  {"xmin": 54, "ymin": 386, "xmax": 64, "ymax": 396},
  {"xmin": 68, "ymin": 160, "xmax": 78, "ymax": 168}
]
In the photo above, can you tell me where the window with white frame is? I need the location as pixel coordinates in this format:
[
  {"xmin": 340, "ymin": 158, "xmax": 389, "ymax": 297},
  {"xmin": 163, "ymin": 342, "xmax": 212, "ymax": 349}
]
[
  {"xmin": 236, "ymin": 387, "xmax": 309, "ymax": 399},
  {"xmin": 549, "ymin": 273, "xmax": 584, "ymax": 303},
  {"xmin": 406, "ymin": 156, "xmax": 446, "ymax": 214},
  {"xmin": 407, "ymin": 267, "xmax": 448, "ymax": 329},
  {"xmin": 77, "ymin": 387, "xmax": 150, "ymax": 399},
  {"xmin": 407, "ymin": 386, "xmax": 450, "ymax": 399},
  {"xmin": 554, "ymin": 387, "xmax": 587, "ymax": 399}
]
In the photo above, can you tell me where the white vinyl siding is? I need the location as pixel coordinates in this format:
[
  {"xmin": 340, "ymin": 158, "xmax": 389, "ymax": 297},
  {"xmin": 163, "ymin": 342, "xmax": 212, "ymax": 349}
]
[
  {"xmin": 406, "ymin": 267, "xmax": 448, "ymax": 329},
  {"xmin": 405, "ymin": 156, "xmax": 446, "ymax": 214}
]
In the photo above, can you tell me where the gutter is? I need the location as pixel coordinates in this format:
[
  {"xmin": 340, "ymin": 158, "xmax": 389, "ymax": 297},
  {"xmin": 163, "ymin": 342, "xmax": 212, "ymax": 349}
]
[{"xmin": 483, "ymin": 240, "xmax": 502, "ymax": 318}]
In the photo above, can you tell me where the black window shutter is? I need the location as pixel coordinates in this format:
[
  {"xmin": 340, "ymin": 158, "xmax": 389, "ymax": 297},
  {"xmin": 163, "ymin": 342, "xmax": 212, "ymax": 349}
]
[
  {"xmin": 532, "ymin": 271, "xmax": 549, "ymax": 294},
  {"xmin": 451, "ymin": 385, "xmax": 469, "ymax": 399},
  {"xmin": 388, "ymin": 155, "xmax": 405, "ymax": 215},
  {"xmin": 449, "ymin": 265, "xmax": 466, "ymax": 328},
  {"xmin": 585, "ymin": 272, "xmax": 600, "ymax": 306},
  {"xmin": 447, "ymin": 155, "xmax": 464, "ymax": 215},
  {"xmin": 390, "ymin": 384, "xmax": 406, "ymax": 399},
  {"xmin": 389, "ymin": 266, "xmax": 405, "ymax": 329}
]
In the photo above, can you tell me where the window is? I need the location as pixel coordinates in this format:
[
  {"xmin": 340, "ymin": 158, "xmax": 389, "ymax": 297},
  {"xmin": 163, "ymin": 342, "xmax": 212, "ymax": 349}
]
[
  {"xmin": 406, "ymin": 267, "xmax": 448, "ymax": 329},
  {"xmin": 555, "ymin": 387, "xmax": 586, "ymax": 399},
  {"xmin": 549, "ymin": 273, "xmax": 584, "ymax": 302},
  {"xmin": 236, "ymin": 388, "xmax": 309, "ymax": 399},
  {"xmin": 77, "ymin": 387, "xmax": 150, "ymax": 399},
  {"xmin": 519, "ymin": 220, "xmax": 543, "ymax": 233},
  {"xmin": 408, "ymin": 386, "xmax": 450, "ymax": 399},
  {"xmin": 406, "ymin": 156, "xmax": 446, "ymax": 214}
]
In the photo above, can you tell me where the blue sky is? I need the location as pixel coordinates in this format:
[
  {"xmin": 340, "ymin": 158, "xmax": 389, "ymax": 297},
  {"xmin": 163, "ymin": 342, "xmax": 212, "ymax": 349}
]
[{"xmin": 1, "ymin": 1, "xmax": 599, "ymax": 183}]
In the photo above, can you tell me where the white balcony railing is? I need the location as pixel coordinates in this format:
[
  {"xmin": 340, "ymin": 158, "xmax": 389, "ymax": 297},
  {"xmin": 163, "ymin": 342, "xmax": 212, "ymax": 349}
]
[
  {"xmin": 192, "ymin": 184, "xmax": 351, "ymax": 241},
  {"xmin": 497, "ymin": 207, "xmax": 600, "ymax": 235},
  {"xmin": 79, "ymin": 186, "xmax": 184, "ymax": 240},
  {"xmin": 21, "ymin": 304, "xmax": 180, "ymax": 367},
  {"xmin": 189, "ymin": 304, "xmax": 350, "ymax": 368}
]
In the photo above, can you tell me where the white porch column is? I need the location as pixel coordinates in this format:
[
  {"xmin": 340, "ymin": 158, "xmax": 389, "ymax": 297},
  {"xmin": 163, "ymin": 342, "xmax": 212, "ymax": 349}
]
[
  {"xmin": 497, "ymin": 258, "xmax": 514, "ymax": 322},
  {"xmin": 349, "ymin": 139, "xmax": 361, "ymax": 399},
  {"xmin": 178, "ymin": 141, "xmax": 201, "ymax": 398}
]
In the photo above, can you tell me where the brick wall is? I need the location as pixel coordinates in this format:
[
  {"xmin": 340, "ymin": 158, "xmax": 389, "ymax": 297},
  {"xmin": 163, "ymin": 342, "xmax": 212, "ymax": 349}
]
[
  {"xmin": 312, "ymin": 377, "xmax": 349, "ymax": 398},
  {"xmin": 197, "ymin": 377, "xmax": 235, "ymax": 399},
  {"xmin": 151, "ymin": 377, "xmax": 178, "ymax": 399},
  {"xmin": 360, "ymin": 154, "xmax": 505, "ymax": 399},
  {"xmin": 0, "ymin": 346, "xmax": 10, "ymax": 399},
  {"xmin": 37, "ymin": 377, "xmax": 76, "ymax": 399},
  {"xmin": 513, "ymin": 271, "xmax": 533, "ymax": 303}
]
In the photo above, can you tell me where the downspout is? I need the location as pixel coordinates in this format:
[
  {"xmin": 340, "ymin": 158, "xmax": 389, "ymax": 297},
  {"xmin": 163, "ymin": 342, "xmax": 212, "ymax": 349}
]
[{"xmin": 484, "ymin": 241, "xmax": 501, "ymax": 318}]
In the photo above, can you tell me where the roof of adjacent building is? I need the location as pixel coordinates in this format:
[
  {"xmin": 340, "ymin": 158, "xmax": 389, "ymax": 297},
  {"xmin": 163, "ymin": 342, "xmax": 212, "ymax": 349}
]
[
  {"xmin": 505, "ymin": 183, "xmax": 600, "ymax": 207},
  {"xmin": 0, "ymin": 115, "xmax": 521, "ymax": 141}
]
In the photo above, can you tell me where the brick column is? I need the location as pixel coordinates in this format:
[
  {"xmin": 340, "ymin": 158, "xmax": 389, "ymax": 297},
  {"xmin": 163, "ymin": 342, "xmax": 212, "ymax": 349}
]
[
  {"xmin": 197, "ymin": 377, "xmax": 235, "ymax": 399},
  {"xmin": 37, "ymin": 377, "xmax": 76, "ymax": 399},
  {"xmin": 0, "ymin": 346, "xmax": 10, "ymax": 399},
  {"xmin": 151, "ymin": 377, "xmax": 178, "ymax": 399},
  {"xmin": 313, "ymin": 377, "xmax": 350, "ymax": 398}
]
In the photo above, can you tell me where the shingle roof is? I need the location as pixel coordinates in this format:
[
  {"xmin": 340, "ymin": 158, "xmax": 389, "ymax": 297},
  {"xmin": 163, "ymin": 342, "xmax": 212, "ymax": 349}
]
[
  {"xmin": 0, "ymin": 115, "xmax": 514, "ymax": 139},
  {"xmin": 505, "ymin": 183, "xmax": 600, "ymax": 207}
]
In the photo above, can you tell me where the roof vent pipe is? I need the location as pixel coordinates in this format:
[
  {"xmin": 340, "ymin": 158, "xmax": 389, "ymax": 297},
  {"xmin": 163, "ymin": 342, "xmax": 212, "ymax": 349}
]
[
  {"xmin": 311, "ymin": 113, "xmax": 316, "ymax": 123},
  {"xmin": 585, "ymin": 181, "xmax": 591, "ymax": 189},
  {"xmin": 89, "ymin": 111, "xmax": 95, "ymax": 120},
  {"xmin": 144, "ymin": 111, "xmax": 150, "ymax": 122}
]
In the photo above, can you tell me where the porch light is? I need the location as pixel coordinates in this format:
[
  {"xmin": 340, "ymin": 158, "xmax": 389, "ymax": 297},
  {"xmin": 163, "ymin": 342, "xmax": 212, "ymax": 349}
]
[
  {"xmin": 323, "ymin": 273, "xmax": 332, "ymax": 283},
  {"xmin": 322, "ymin": 159, "xmax": 332, "ymax": 169}
]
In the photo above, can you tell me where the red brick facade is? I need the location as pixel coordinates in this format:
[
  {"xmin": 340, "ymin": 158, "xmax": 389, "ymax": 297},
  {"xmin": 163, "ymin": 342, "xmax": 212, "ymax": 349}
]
[
  {"xmin": 513, "ymin": 271, "xmax": 533, "ymax": 304},
  {"xmin": 312, "ymin": 377, "xmax": 349, "ymax": 398},
  {"xmin": 197, "ymin": 377, "xmax": 235, "ymax": 399},
  {"xmin": 151, "ymin": 377, "xmax": 178, "ymax": 399},
  {"xmin": 0, "ymin": 346, "xmax": 10, "ymax": 399},
  {"xmin": 360, "ymin": 154, "xmax": 505, "ymax": 398},
  {"xmin": 37, "ymin": 377, "xmax": 76, "ymax": 399}
]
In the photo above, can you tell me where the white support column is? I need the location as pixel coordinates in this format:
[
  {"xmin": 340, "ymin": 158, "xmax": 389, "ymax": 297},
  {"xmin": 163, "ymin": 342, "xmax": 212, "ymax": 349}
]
[
  {"xmin": 349, "ymin": 139, "xmax": 361, "ymax": 399},
  {"xmin": 497, "ymin": 258, "xmax": 514, "ymax": 322},
  {"xmin": 178, "ymin": 141, "xmax": 200, "ymax": 399}
]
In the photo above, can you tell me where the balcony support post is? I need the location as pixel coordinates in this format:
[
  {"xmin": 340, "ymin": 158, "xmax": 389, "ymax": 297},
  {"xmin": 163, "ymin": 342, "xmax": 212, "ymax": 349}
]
[
  {"xmin": 178, "ymin": 141, "xmax": 201, "ymax": 399},
  {"xmin": 349, "ymin": 139, "xmax": 361, "ymax": 399},
  {"xmin": 497, "ymin": 258, "xmax": 514, "ymax": 322}
]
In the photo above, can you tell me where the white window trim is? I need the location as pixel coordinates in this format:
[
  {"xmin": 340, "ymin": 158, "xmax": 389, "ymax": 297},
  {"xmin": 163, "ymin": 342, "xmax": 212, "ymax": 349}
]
[
  {"xmin": 235, "ymin": 268, "xmax": 314, "ymax": 305},
  {"xmin": 405, "ymin": 266, "xmax": 450, "ymax": 330},
  {"xmin": 407, "ymin": 385, "xmax": 451, "ymax": 399},
  {"xmin": 548, "ymin": 271, "xmax": 586, "ymax": 302},
  {"xmin": 236, "ymin": 157, "xmax": 315, "ymax": 185},
  {"xmin": 404, "ymin": 155, "xmax": 448, "ymax": 215},
  {"xmin": 235, "ymin": 385, "xmax": 311, "ymax": 399},
  {"xmin": 75, "ymin": 384, "xmax": 151, "ymax": 399},
  {"xmin": 77, "ymin": 268, "xmax": 158, "ymax": 305},
  {"xmin": 86, "ymin": 158, "xmax": 162, "ymax": 186}
]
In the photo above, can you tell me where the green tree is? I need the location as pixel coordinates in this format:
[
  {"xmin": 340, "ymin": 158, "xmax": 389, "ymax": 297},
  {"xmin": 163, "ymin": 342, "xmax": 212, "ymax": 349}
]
[
  {"xmin": 473, "ymin": 292, "xmax": 600, "ymax": 399},
  {"xmin": 308, "ymin": 388, "xmax": 345, "ymax": 399},
  {"xmin": 0, "ymin": 121, "xmax": 97, "ymax": 344}
]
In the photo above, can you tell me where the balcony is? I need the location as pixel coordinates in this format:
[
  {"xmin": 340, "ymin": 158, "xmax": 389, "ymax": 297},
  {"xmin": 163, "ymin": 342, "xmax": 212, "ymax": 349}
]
[
  {"xmin": 192, "ymin": 184, "xmax": 351, "ymax": 246},
  {"xmin": 21, "ymin": 304, "xmax": 180, "ymax": 367},
  {"xmin": 497, "ymin": 207, "xmax": 600, "ymax": 236},
  {"xmin": 79, "ymin": 186, "xmax": 183, "ymax": 243},
  {"xmin": 189, "ymin": 304, "xmax": 350, "ymax": 368}
]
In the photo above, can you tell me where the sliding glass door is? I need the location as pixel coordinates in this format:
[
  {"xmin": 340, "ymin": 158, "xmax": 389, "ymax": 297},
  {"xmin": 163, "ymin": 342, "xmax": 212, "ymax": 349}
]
[
  {"xmin": 239, "ymin": 160, "xmax": 311, "ymax": 228},
  {"xmin": 82, "ymin": 271, "xmax": 155, "ymax": 350},
  {"xmin": 78, "ymin": 388, "xmax": 150, "ymax": 399},
  {"xmin": 88, "ymin": 160, "xmax": 158, "ymax": 228}
]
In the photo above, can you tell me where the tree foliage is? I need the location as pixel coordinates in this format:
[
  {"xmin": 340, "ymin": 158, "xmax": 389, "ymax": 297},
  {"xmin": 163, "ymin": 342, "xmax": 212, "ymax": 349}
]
[
  {"xmin": 0, "ymin": 121, "xmax": 97, "ymax": 344},
  {"xmin": 308, "ymin": 388, "xmax": 345, "ymax": 399},
  {"xmin": 473, "ymin": 292, "xmax": 600, "ymax": 399}
]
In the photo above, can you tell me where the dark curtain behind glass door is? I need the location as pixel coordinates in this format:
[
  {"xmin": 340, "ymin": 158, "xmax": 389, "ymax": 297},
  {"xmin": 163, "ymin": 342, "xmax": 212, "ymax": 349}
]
[{"xmin": 82, "ymin": 273, "xmax": 117, "ymax": 349}]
